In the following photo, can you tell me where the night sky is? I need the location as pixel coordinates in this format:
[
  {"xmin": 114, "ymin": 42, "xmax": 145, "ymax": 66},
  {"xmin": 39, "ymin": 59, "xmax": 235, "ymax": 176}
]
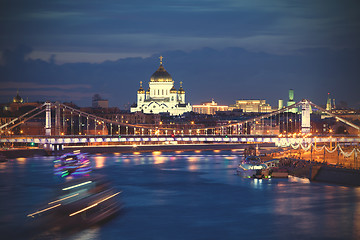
[{"xmin": 1, "ymin": 0, "xmax": 360, "ymax": 109}]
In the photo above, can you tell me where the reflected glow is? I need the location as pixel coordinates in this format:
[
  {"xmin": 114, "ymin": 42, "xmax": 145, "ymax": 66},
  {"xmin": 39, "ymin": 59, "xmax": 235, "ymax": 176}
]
[
  {"xmin": 187, "ymin": 156, "xmax": 198, "ymax": 162},
  {"xmin": 133, "ymin": 152, "xmax": 141, "ymax": 155},
  {"xmin": 114, "ymin": 152, "xmax": 121, "ymax": 156},
  {"xmin": 232, "ymin": 149, "xmax": 244, "ymax": 152},
  {"xmin": 214, "ymin": 150, "xmax": 221, "ymax": 153},
  {"xmin": 154, "ymin": 156, "xmax": 166, "ymax": 164},
  {"xmin": 175, "ymin": 151, "xmax": 182, "ymax": 154},
  {"xmin": 195, "ymin": 150, "xmax": 201, "ymax": 153},
  {"xmin": 152, "ymin": 151, "xmax": 162, "ymax": 155},
  {"xmin": 94, "ymin": 156, "xmax": 106, "ymax": 168},
  {"xmin": 188, "ymin": 165, "xmax": 198, "ymax": 171},
  {"xmin": 16, "ymin": 157, "xmax": 26, "ymax": 164}
]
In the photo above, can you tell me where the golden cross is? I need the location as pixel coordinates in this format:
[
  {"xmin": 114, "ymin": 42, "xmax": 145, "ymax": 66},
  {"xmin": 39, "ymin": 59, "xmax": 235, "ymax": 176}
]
[
  {"xmin": 140, "ymin": 81, "xmax": 142, "ymax": 87},
  {"xmin": 159, "ymin": 56, "xmax": 163, "ymax": 65},
  {"xmin": 180, "ymin": 81, "xmax": 183, "ymax": 87}
]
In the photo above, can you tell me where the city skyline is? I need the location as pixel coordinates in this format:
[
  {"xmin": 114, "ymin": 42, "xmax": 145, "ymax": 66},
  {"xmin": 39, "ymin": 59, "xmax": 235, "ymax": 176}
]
[{"xmin": 1, "ymin": 1, "xmax": 360, "ymax": 108}]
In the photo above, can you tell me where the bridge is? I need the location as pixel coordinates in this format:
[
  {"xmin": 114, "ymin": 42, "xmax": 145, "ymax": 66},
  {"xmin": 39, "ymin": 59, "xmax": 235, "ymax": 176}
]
[{"xmin": 1, "ymin": 99, "xmax": 359, "ymax": 154}]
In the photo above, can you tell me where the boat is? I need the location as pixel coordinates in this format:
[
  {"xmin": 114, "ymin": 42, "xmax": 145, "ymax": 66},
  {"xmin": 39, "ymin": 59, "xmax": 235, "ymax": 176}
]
[
  {"xmin": 27, "ymin": 176, "xmax": 123, "ymax": 230},
  {"xmin": 54, "ymin": 151, "xmax": 91, "ymax": 177},
  {"xmin": 270, "ymin": 168, "xmax": 289, "ymax": 178},
  {"xmin": 263, "ymin": 159, "xmax": 289, "ymax": 178},
  {"xmin": 237, "ymin": 156, "xmax": 269, "ymax": 178}
]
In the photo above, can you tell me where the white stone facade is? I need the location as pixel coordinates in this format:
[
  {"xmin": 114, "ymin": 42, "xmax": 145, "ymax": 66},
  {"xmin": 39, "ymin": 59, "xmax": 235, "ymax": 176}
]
[{"xmin": 130, "ymin": 58, "xmax": 192, "ymax": 115}]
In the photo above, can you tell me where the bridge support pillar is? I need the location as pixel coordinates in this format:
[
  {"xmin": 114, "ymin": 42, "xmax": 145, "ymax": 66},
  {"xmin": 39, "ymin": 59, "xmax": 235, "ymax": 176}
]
[
  {"xmin": 55, "ymin": 102, "xmax": 61, "ymax": 135},
  {"xmin": 301, "ymin": 100, "xmax": 311, "ymax": 133},
  {"xmin": 44, "ymin": 102, "xmax": 52, "ymax": 151},
  {"xmin": 45, "ymin": 102, "xmax": 51, "ymax": 136}
]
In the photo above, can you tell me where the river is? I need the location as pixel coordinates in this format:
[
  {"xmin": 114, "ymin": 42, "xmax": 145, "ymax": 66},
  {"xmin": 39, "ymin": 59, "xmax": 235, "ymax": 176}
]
[{"xmin": 0, "ymin": 150, "xmax": 359, "ymax": 239}]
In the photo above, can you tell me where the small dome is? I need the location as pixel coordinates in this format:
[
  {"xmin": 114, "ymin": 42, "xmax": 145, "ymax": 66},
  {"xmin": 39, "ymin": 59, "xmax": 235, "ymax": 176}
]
[
  {"xmin": 170, "ymin": 86, "xmax": 177, "ymax": 93},
  {"xmin": 178, "ymin": 81, "xmax": 185, "ymax": 94},
  {"xmin": 137, "ymin": 81, "xmax": 145, "ymax": 93},
  {"xmin": 13, "ymin": 92, "xmax": 23, "ymax": 103},
  {"xmin": 137, "ymin": 87, "xmax": 145, "ymax": 94},
  {"xmin": 178, "ymin": 87, "xmax": 185, "ymax": 94},
  {"xmin": 150, "ymin": 64, "xmax": 172, "ymax": 82}
]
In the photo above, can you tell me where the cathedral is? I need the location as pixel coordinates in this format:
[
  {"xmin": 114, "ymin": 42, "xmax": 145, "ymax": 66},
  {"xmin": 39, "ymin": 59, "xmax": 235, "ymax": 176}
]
[{"xmin": 130, "ymin": 57, "xmax": 192, "ymax": 115}]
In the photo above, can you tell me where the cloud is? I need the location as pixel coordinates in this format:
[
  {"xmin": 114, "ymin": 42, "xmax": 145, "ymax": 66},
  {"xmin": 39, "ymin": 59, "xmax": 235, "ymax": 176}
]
[
  {"xmin": 1, "ymin": 45, "xmax": 33, "ymax": 65},
  {"xmin": 2, "ymin": 0, "xmax": 360, "ymax": 63},
  {"xmin": 0, "ymin": 82, "xmax": 92, "ymax": 90},
  {"xmin": 1, "ymin": 46, "xmax": 359, "ymax": 109},
  {"xmin": 0, "ymin": 89, "xmax": 98, "ymax": 105}
]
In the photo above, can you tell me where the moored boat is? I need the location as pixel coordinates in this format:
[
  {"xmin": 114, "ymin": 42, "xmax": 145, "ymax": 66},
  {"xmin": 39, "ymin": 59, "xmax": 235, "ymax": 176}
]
[
  {"xmin": 237, "ymin": 156, "xmax": 268, "ymax": 178},
  {"xmin": 270, "ymin": 168, "xmax": 289, "ymax": 178}
]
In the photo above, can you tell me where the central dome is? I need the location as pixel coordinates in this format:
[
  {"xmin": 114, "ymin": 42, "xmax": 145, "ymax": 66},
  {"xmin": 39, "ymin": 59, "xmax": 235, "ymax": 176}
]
[{"xmin": 150, "ymin": 64, "xmax": 172, "ymax": 82}]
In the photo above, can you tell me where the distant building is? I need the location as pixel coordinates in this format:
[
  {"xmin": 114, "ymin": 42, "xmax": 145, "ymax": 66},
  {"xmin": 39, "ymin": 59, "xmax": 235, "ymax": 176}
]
[
  {"xmin": 278, "ymin": 99, "xmax": 283, "ymax": 109},
  {"xmin": 2, "ymin": 91, "xmax": 40, "ymax": 112},
  {"xmin": 231, "ymin": 100, "xmax": 272, "ymax": 113},
  {"xmin": 130, "ymin": 56, "xmax": 192, "ymax": 115},
  {"xmin": 287, "ymin": 89, "xmax": 298, "ymax": 113},
  {"xmin": 13, "ymin": 90, "xmax": 23, "ymax": 103},
  {"xmin": 192, "ymin": 99, "xmax": 228, "ymax": 115},
  {"xmin": 326, "ymin": 93, "xmax": 336, "ymax": 111},
  {"xmin": 80, "ymin": 107, "xmax": 161, "ymax": 125},
  {"xmin": 92, "ymin": 94, "xmax": 109, "ymax": 108}
]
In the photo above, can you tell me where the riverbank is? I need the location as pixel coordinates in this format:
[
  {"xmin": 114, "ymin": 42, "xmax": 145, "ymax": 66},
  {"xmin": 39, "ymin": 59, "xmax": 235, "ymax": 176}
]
[{"xmin": 278, "ymin": 158, "xmax": 360, "ymax": 186}]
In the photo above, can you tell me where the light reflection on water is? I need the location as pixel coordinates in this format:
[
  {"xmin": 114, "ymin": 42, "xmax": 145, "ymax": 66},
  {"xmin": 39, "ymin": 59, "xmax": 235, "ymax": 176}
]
[
  {"xmin": 93, "ymin": 156, "xmax": 105, "ymax": 169},
  {"xmin": 1, "ymin": 150, "xmax": 360, "ymax": 239}
]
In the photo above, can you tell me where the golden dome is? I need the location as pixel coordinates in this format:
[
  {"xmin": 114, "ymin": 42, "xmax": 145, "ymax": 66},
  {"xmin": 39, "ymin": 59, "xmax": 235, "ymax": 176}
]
[
  {"xmin": 150, "ymin": 64, "xmax": 172, "ymax": 82},
  {"xmin": 137, "ymin": 81, "xmax": 145, "ymax": 94},
  {"xmin": 170, "ymin": 86, "xmax": 177, "ymax": 93},
  {"xmin": 150, "ymin": 56, "xmax": 172, "ymax": 82},
  {"xmin": 13, "ymin": 91, "xmax": 23, "ymax": 103},
  {"xmin": 178, "ymin": 81, "xmax": 185, "ymax": 94}
]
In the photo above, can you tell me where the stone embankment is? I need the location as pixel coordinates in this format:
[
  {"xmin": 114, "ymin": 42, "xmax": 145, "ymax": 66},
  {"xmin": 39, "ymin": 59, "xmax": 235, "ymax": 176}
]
[{"xmin": 278, "ymin": 158, "xmax": 360, "ymax": 186}]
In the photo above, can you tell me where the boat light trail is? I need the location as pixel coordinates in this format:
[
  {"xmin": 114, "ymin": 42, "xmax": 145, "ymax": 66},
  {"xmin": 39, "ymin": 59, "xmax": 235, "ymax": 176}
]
[
  {"xmin": 48, "ymin": 193, "xmax": 79, "ymax": 205},
  {"xmin": 62, "ymin": 181, "xmax": 92, "ymax": 191},
  {"xmin": 69, "ymin": 192, "xmax": 121, "ymax": 217},
  {"xmin": 27, "ymin": 204, "xmax": 61, "ymax": 217}
]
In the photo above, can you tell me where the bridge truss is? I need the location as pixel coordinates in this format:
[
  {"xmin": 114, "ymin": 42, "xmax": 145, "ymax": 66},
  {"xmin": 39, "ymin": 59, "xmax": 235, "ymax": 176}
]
[{"xmin": 0, "ymin": 99, "xmax": 359, "ymax": 145}]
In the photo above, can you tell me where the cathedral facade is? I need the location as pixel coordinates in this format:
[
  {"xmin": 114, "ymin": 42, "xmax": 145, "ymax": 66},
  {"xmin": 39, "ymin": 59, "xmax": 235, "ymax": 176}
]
[{"xmin": 130, "ymin": 57, "xmax": 192, "ymax": 115}]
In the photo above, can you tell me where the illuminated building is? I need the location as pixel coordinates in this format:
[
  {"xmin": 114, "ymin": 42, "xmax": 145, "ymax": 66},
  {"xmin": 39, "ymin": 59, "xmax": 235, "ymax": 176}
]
[
  {"xmin": 13, "ymin": 90, "xmax": 23, "ymax": 103},
  {"xmin": 192, "ymin": 99, "xmax": 228, "ymax": 115},
  {"xmin": 278, "ymin": 99, "xmax": 283, "ymax": 109},
  {"xmin": 287, "ymin": 89, "xmax": 298, "ymax": 113},
  {"xmin": 231, "ymin": 100, "xmax": 272, "ymax": 113},
  {"xmin": 326, "ymin": 93, "xmax": 335, "ymax": 111},
  {"xmin": 130, "ymin": 56, "xmax": 192, "ymax": 115}
]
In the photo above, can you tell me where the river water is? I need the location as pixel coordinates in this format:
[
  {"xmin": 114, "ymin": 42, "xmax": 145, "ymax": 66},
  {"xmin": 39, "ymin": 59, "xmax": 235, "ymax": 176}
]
[{"xmin": 1, "ymin": 150, "xmax": 359, "ymax": 240}]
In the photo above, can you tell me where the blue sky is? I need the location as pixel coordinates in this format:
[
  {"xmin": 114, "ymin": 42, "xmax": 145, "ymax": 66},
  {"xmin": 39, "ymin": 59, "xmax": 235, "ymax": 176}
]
[{"xmin": 0, "ymin": 0, "xmax": 359, "ymax": 108}]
